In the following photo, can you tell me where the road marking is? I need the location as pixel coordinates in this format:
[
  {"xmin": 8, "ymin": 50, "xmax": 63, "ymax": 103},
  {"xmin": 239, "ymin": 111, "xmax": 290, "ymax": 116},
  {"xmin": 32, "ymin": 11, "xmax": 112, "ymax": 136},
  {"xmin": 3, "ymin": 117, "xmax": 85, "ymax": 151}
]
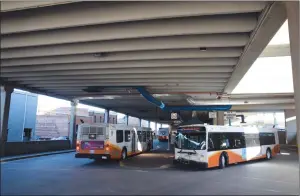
[
  {"xmin": 160, "ymin": 164, "xmax": 172, "ymax": 169},
  {"xmin": 241, "ymin": 176, "xmax": 298, "ymax": 185},
  {"xmin": 135, "ymin": 170, "xmax": 148, "ymax": 172}
]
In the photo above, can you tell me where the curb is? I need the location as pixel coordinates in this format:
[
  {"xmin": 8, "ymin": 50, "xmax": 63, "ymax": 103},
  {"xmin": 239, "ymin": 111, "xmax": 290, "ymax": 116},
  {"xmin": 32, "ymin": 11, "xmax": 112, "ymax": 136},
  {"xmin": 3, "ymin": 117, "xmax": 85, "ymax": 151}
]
[{"xmin": 0, "ymin": 150, "xmax": 75, "ymax": 163}]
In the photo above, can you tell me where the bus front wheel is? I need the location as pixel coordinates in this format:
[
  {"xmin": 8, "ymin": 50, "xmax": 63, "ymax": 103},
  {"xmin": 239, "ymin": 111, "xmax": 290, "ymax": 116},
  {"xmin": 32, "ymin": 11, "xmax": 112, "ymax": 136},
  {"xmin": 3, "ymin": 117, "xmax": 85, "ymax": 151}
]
[
  {"xmin": 266, "ymin": 148, "xmax": 272, "ymax": 160},
  {"xmin": 219, "ymin": 153, "xmax": 227, "ymax": 169},
  {"xmin": 121, "ymin": 148, "xmax": 127, "ymax": 160}
]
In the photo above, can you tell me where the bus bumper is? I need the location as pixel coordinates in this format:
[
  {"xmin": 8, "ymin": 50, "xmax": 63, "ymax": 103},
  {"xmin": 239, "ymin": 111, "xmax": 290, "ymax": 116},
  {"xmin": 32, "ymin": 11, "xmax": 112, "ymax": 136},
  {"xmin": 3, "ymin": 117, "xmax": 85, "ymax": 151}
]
[
  {"xmin": 75, "ymin": 153, "xmax": 111, "ymax": 160},
  {"xmin": 173, "ymin": 158, "xmax": 208, "ymax": 168}
]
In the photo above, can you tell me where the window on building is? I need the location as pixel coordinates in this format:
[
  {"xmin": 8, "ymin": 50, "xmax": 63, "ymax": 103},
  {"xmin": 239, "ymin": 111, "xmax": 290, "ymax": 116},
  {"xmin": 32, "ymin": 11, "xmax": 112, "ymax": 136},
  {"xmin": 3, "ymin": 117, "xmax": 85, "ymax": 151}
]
[
  {"xmin": 125, "ymin": 130, "xmax": 131, "ymax": 142},
  {"xmin": 116, "ymin": 130, "xmax": 123, "ymax": 143}
]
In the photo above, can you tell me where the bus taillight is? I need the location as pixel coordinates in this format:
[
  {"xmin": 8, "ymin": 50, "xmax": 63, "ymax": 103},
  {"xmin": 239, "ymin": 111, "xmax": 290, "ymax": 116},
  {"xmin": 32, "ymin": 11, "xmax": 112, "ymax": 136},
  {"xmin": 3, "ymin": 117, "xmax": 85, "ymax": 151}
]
[{"xmin": 105, "ymin": 144, "xmax": 110, "ymax": 151}]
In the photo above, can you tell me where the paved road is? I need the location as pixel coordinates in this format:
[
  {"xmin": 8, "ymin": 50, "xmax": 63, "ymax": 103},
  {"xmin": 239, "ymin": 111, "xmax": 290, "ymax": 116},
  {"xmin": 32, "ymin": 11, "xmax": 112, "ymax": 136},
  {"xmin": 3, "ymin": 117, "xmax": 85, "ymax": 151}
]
[{"xmin": 1, "ymin": 143, "xmax": 299, "ymax": 195}]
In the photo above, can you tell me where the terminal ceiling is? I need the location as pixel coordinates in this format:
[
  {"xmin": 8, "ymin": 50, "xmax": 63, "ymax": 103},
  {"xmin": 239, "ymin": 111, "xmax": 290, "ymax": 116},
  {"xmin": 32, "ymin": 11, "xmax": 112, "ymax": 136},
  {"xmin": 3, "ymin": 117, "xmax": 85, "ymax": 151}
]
[{"xmin": 0, "ymin": 1, "xmax": 291, "ymax": 122}]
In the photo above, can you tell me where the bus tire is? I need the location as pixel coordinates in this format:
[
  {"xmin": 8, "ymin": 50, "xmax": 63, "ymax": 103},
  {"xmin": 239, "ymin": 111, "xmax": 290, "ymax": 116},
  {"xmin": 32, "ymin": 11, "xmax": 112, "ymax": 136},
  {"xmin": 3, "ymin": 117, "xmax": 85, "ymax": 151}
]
[
  {"xmin": 121, "ymin": 148, "xmax": 127, "ymax": 160},
  {"xmin": 219, "ymin": 153, "xmax": 227, "ymax": 169},
  {"xmin": 266, "ymin": 148, "xmax": 272, "ymax": 160}
]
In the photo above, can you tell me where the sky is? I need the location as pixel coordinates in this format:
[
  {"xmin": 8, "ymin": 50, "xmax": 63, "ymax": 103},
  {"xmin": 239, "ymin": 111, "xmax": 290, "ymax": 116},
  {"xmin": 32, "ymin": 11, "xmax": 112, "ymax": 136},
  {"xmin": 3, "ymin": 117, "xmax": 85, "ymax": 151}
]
[
  {"xmin": 232, "ymin": 20, "xmax": 293, "ymax": 94},
  {"xmin": 24, "ymin": 19, "xmax": 293, "ymax": 116}
]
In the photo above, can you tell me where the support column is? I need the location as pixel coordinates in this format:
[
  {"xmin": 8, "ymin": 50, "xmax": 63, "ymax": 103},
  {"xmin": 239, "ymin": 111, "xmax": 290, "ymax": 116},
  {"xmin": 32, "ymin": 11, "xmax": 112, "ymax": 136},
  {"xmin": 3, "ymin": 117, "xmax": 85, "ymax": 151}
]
[
  {"xmin": 0, "ymin": 86, "xmax": 13, "ymax": 157},
  {"xmin": 155, "ymin": 122, "xmax": 158, "ymax": 134},
  {"xmin": 0, "ymin": 86, "xmax": 13, "ymax": 142},
  {"xmin": 148, "ymin": 121, "xmax": 150, "ymax": 128},
  {"xmin": 126, "ymin": 114, "xmax": 129, "ymax": 125},
  {"xmin": 286, "ymin": 2, "xmax": 300, "ymax": 160},
  {"xmin": 217, "ymin": 111, "xmax": 225, "ymax": 125},
  {"xmin": 213, "ymin": 113, "xmax": 218, "ymax": 125},
  {"xmin": 160, "ymin": 123, "xmax": 162, "ymax": 128},
  {"xmin": 69, "ymin": 99, "xmax": 78, "ymax": 148},
  {"xmin": 138, "ymin": 118, "xmax": 142, "ymax": 127},
  {"xmin": 104, "ymin": 109, "xmax": 110, "ymax": 123}
]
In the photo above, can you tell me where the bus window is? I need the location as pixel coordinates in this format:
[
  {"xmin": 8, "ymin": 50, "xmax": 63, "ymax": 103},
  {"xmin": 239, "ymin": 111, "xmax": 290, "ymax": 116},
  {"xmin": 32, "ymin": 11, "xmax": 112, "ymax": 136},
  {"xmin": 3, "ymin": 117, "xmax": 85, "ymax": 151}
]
[
  {"xmin": 177, "ymin": 132, "xmax": 206, "ymax": 150},
  {"xmin": 142, "ymin": 132, "xmax": 147, "ymax": 142},
  {"xmin": 219, "ymin": 134, "xmax": 230, "ymax": 150},
  {"xmin": 125, "ymin": 130, "xmax": 131, "ymax": 142},
  {"xmin": 259, "ymin": 133, "xmax": 275, "ymax": 145},
  {"xmin": 116, "ymin": 130, "xmax": 124, "ymax": 143},
  {"xmin": 227, "ymin": 132, "xmax": 245, "ymax": 149},
  {"xmin": 208, "ymin": 138, "xmax": 214, "ymax": 150},
  {"xmin": 137, "ymin": 131, "xmax": 142, "ymax": 141},
  {"xmin": 245, "ymin": 134, "xmax": 260, "ymax": 147},
  {"xmin": 146, "ymin": 131, "xmax": 151, "ymax": 140}
]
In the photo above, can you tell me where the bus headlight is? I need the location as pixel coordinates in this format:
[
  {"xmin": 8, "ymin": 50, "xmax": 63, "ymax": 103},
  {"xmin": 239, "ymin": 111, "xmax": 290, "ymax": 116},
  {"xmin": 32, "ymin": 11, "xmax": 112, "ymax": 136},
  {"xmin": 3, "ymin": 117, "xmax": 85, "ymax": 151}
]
[{"xmin": 200, "ymin": 155, "xmax": 205, "ymax": 162}]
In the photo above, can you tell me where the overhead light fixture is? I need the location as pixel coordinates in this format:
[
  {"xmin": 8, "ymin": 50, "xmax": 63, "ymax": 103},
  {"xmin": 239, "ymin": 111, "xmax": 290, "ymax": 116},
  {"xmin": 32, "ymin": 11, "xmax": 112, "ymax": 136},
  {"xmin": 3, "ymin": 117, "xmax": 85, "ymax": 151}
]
[
  {"xmin": 153, "ymin": 94, "xmax": 170, "ymax": 97},
  {"xmin": 93, "ymin": 52, "xmax": 107, "ymax": 58},
  {"xmin": 199, "ymin": 47, "xmax": 207, "ymax": 51}
]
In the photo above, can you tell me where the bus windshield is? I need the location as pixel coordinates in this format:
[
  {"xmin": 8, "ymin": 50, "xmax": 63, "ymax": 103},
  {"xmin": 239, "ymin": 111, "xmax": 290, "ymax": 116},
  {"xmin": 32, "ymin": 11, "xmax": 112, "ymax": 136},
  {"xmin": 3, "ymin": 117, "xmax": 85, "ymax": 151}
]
[{"xmin": 175, "ymin": 132, "xmax": 206, "ymax": 150}]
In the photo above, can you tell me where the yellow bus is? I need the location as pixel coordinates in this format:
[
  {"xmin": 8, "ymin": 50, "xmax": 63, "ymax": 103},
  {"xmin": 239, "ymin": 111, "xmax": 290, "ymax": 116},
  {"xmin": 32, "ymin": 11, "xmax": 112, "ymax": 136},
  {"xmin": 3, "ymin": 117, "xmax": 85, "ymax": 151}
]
[
  {"xmin": 173, "ymin": 124, "xmax": 280, "ymax": 169},
  {"xmin": 75, "ymin": 123, "xmax": 153, "ymax": 160}
]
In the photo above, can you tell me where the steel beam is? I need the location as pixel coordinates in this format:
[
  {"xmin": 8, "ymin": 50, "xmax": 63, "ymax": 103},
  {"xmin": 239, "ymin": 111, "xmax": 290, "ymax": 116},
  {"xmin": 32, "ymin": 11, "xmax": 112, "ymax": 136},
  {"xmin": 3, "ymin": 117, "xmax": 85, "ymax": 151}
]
[
  {"xmin": 1, "ymin": 66, "xmax": 233, "ymax": 77},
  {"xmin": 1, "ymin": 15, "xmax": 256, "ymax": 48},
  {"xmin": 1, "ymin": 1, "xmax": 266, "ymax": 34},
  {"xmin": 1, "ymin": 58, "xmax": 237, "ymax": 72},
  {"xmin": 5, "ymin": 73, "xmax": 231, "ymax": 82},
  {"xmin": 20, "ymin": 78, "xmax": 228, "ymax": 85},
  {"xmin": 1, "ymin": 48, "xmax": 243, "ymax": 67},
  {"xmin": 1, "ymin": 34, "xmax": 249, "ymax": 59},
  {"xmin": 30, "ymin": 82, "xmax": 225, "ymax": 88},
  {"xmin": 1, "ymin": 1, "xmax": 75, "ymax": 12}
]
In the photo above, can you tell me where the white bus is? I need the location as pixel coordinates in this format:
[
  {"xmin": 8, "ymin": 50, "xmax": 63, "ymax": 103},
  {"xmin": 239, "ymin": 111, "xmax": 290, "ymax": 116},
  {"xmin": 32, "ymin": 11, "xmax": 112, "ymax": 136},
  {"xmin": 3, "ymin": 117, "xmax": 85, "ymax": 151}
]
[
  {"xmin": 75, "ymin": 123, "xmax": 153, "ymax": 160},
  {"xmin": 173, "ymin": 124, "xmax": 280, "ymax": 169},
  {"xmin": 157, "ymin": 128, "xmax": 169, "ymax": 141}
]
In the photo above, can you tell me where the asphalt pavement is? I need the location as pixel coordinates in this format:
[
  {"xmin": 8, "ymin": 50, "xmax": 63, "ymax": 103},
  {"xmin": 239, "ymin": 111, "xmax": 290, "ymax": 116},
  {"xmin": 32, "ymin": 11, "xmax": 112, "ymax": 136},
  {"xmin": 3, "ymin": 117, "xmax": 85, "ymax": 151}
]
[{"xmin": 1, "ymin": 141, "xmax": 299, "ymax": 195}]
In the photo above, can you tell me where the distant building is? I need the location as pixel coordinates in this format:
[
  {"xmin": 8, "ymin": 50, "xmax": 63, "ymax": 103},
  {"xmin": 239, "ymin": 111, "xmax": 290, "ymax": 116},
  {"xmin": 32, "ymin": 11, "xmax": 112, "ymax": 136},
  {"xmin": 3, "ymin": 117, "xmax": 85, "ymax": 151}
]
[
  {"xmin": 4, "ymin": 90, "xmax": 38, "ymax": 142},
  {"xmin": 35, "ymin": 107, "xmax": 117, "ymax": 139}
]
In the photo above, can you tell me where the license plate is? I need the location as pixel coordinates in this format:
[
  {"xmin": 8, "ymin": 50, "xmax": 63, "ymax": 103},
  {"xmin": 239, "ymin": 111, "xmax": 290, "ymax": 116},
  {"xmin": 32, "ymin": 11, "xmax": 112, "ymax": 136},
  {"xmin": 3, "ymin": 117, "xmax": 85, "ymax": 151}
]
[
  {"xmin": 89, "ymin": 134, "xmax": 96, "ymax": 139},
  {"xmin": 81, "ymin": 141, "xmax": 104, "ymax": 150},
  {"xmin": 102, "ymin": 156, "xmax": 107, "ymax": 159},
  {"xmin": 90, "ymin": 150, "xmax": 95, "ymax": 154}
]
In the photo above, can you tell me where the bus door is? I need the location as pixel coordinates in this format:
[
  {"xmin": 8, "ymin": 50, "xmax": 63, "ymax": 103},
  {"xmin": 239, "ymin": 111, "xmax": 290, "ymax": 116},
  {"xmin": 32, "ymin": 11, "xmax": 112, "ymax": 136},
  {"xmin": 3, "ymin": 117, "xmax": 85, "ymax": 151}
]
[
  {"xmin": 124, "ymin": 130, "xmax": 132, "ymax": 153},
  {"xmin": 131, "ymin": 130, "xmax": 136, "ymax": 153}
]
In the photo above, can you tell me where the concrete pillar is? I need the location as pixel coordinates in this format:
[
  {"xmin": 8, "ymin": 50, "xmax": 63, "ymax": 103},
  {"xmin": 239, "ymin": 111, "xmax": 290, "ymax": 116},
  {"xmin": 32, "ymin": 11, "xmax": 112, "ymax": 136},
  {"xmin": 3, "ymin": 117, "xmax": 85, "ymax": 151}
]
[
  {"xmin": 155, "ymin": 122, "xmax": 157, "ymax": 134},
  {"xmin": 126, "ymin": 114, "xmax": 129, "ymax": 125},
  {"xmin": 138, "ymin": 118, "xmax": 142, "ymax": 127},
  {"xmin": 217, "ymin": 111, "xmax": 225, "ymax": 125},
  {"xmin": 286, "ymin": 2, "xmax": 299, "ymax": 160},
  {"xmin": 148, "ymin": 121, "xmax": 150, "ymax": 128},
  {"xmin": 285, "ymin": 109, "xmax": 297, "ymax": 144},
  {"xmin": 160, "ymin": 123, "xmax": 163, "ymax": 128},
  {"xmin": 213, "ymin": 112, "xmax": 218, "ymax": 125},
  {"xmin": 69, "ymin": 99, "xmax": 78, "ymax": 148},
  {"xmin": 0, "ymin": 86, "xmax": 13, "ymax": 157},
  {"xmin": 104, "ymin": 109, "xmax": 110, "ymax": 123},
  {"xmin": 0, "ymin": 86, "xmax": 13, "ymax": 142}
]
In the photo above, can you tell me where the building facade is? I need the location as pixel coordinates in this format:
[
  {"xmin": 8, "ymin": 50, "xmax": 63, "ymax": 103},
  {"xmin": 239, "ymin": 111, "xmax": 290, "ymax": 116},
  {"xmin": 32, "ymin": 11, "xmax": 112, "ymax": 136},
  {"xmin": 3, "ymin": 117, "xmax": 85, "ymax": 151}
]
[{"xmin": 5, "ymin": 90, "xmax": 38, "ymax": 142}]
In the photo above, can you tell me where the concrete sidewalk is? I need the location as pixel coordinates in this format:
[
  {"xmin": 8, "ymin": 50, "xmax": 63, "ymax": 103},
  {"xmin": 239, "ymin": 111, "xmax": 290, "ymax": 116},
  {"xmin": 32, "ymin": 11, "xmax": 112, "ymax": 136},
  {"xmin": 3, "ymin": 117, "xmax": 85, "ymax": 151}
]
[{"xmin": 0, "ymin": 149, "xmax": 75, "ymax": 162}]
